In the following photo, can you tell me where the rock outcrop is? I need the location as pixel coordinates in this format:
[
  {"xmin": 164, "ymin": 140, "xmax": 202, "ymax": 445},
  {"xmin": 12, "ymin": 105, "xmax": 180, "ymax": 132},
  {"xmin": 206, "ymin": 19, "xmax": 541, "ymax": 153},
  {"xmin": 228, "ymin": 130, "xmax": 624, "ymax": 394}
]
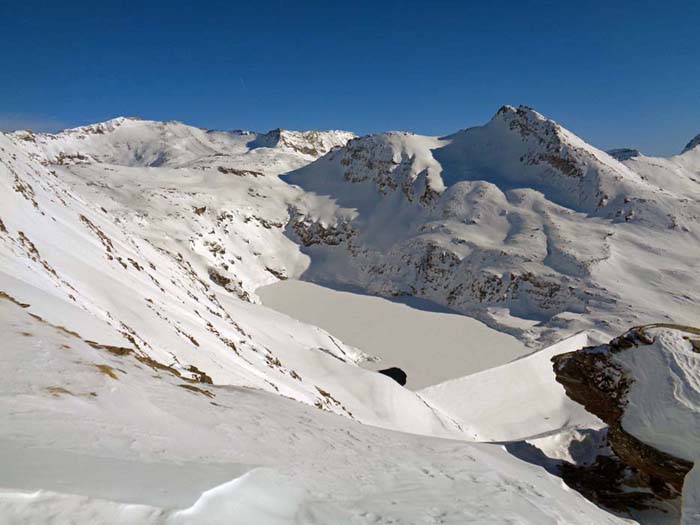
[
  {"xmin": 378, "ymin": 367, "xmax": 407, "ymax": 386},
  {"xmin": 552, "ymin": 325, "xmax": 700, "ymax": 508},
  {"xmin": 606, "ymin": 148, "xmax": 641, "ymax": 161}
]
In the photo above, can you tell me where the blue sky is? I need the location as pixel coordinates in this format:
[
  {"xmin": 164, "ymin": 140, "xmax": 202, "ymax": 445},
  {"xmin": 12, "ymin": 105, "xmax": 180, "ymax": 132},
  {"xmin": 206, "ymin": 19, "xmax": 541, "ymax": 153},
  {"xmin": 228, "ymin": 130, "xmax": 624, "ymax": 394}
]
[{"xmin": 1, "ymin": 0, "xmax": 698, "ymax": 155}]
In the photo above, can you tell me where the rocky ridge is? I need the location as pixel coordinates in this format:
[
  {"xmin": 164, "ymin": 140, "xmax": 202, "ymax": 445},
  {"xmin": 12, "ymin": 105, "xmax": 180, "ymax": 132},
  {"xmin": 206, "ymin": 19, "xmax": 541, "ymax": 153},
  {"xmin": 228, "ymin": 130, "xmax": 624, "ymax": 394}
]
[{"xmin": 552, "ymin": 325, "xmax": 700, "ymax": 514}]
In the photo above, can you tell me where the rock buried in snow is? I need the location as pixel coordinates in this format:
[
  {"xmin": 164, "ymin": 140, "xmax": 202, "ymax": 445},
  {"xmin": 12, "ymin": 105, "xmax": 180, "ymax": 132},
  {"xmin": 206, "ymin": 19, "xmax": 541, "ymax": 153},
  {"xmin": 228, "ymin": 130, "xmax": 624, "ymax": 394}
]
[{"xmin": 378, "ymin": 367, "xmax": 407, "ymax": 386}]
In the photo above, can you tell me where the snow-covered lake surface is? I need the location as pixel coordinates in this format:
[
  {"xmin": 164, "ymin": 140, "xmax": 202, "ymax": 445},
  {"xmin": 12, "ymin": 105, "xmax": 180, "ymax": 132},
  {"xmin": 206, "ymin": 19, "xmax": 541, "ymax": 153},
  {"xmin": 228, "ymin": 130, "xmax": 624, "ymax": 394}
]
[{"xmin": 257, "ymin": 280, "xmax": 529, "ymax": 389}]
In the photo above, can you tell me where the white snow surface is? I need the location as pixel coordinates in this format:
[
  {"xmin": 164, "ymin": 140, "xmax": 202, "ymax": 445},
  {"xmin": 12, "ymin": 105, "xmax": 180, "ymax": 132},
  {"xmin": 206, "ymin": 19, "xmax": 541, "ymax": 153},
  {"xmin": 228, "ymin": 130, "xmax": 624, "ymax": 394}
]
[
  {"xmin": 610, "ymin": 327, "xmax": 700, "ymax": 464},
  {"xmin": 0, "ymin": 298, "xmax": 627, "ymax": 524},
  {"xmin": 258, "ymin": 279, "xmax": 528, "ymax": 389},
  {"xmin": 2, "ymin": 107, "xmax": 699, "ymax": 523},
  {"xmin": 420, "ymin": 332, "xmax": 606, "ymax": 441},
  {"xmin": 683, "ymin": 465, "xmax": 700, "ymax": 525}
]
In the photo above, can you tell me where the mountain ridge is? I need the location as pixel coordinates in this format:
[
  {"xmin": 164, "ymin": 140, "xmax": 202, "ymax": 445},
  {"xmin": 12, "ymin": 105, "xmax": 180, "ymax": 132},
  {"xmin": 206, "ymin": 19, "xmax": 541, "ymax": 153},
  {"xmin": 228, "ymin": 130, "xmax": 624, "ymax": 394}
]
[{"xmin": 2, "ymin": 103, "xmax": 699, "ymax": 523}]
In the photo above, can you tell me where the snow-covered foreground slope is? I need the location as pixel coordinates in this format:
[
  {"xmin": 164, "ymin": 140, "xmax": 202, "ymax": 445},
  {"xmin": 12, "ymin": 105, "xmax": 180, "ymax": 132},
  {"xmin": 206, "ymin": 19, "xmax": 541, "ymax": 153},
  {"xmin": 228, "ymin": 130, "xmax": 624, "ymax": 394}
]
[
  {"xmin": 0, "ymin": 296, "xmax": 628, "ymax": 524},
  {"xmin": 0, "ymin": 117, "xmax": 636, "ymax": 523},
  {"xmin": 286, "ymin": 105, "xmax": 700, "ymax": 347},
  {"xmin": 420, "ymin": 332, "xmax": 606, "ymax": 442}
]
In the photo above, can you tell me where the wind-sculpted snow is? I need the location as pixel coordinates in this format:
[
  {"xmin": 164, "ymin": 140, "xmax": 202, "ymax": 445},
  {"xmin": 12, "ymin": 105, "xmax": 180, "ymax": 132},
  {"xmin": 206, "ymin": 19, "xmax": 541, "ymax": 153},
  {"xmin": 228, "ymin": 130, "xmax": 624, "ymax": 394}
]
[
  {"xmin": 420, "ymin": 332, "xmax": 605, "ymax": 442},
  {"xmin": 287, "ymin": 105, "xmax": 700, "ymax": 346}
]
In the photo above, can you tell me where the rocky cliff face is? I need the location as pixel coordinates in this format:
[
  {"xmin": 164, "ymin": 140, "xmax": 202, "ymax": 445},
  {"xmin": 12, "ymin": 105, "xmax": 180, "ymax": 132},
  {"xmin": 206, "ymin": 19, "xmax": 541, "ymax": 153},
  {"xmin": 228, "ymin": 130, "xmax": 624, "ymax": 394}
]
[{"xmin": 552, "ymin": 325, "xmax": 699, "ymax": 509}]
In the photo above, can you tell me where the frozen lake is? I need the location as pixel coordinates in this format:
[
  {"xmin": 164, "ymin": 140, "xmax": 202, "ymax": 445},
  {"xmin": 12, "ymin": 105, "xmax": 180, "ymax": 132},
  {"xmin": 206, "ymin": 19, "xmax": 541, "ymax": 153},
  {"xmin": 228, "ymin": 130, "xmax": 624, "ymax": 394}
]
[{"xmin": 257, "ymin": 280, "xmax": 529, "ymax": 389}]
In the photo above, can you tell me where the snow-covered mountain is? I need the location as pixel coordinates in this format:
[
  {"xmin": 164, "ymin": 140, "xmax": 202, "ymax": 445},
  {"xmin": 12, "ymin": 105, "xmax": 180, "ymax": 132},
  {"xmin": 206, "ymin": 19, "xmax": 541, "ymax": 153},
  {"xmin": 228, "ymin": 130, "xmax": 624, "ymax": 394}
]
[
  {"xmin": 17, "ymin": 117, "xmax": 354, "ymax": 172},
  {"xmin": 2, "ymin": 121, "xmax": 459, "ymax": 437},
  {"xmin": 287, "ymin": 105, "xmax": 700, "ymax": 346},
  {"xmin": 2, "ymin": 108, "xmax": 699, "ymax": 523}
]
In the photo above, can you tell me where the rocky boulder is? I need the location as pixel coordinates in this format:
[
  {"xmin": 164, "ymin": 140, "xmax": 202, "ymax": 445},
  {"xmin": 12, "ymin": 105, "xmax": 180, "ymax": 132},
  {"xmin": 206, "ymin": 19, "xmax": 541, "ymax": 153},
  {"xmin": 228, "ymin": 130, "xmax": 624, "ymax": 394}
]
[{"xmin": 552, "ymin": 325, "xmax": 699, "ymax": 505}]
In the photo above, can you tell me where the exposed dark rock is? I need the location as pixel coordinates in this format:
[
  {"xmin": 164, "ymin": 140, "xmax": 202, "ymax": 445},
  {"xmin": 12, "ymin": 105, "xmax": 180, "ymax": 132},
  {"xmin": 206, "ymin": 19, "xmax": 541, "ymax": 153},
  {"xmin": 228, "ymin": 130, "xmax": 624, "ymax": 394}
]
[
  {"xmin": 552, "ymin": 326, "xmax": 694, "ymax": 501},
  {"xmin": 216, "ymin": 166, "xmax": 263, "ymax": 177},
  {"xmin": 207, "ymin": 268, "xmax": 250, "ymax": 301},
  {"xmin": 378, "ymin": 367, "xmax": 407, "ymax": 386},
  {"xmin": 561, "ymin": 454, "xmax": 663, "ymax": 511},
  {"xmin": 682, "ymin": 133, "xmax": 700, "ymax": 154},
  {"xmin": 606, "ymin": 148, "xmax": 641, "ymax": 161},
  {"xmin": 290, "ymin": 216, "xmax": 354, "ymax": 247}
]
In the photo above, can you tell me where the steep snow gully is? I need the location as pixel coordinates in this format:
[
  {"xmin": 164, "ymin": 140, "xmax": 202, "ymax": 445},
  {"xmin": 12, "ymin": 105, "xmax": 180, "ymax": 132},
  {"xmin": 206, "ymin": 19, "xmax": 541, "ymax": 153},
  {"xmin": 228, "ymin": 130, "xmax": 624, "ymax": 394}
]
[{"xmin": 1, "ymin": 106, "xmax": 700, "ymax": 523}]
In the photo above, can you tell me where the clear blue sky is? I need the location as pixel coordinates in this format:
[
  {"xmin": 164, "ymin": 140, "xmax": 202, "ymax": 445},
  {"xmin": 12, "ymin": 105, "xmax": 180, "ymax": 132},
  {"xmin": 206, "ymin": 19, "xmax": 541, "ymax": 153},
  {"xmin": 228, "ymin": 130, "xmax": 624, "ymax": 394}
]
[{"xmin": 1, "ymin": 0, "xmax": 698, "ymax": 155}]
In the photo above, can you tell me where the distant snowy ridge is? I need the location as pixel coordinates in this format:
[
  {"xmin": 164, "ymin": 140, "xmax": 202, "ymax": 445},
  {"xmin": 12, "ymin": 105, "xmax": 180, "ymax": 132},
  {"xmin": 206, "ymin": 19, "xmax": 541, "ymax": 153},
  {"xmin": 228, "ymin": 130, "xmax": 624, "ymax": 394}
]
[{"xmin": 14, "ymin": 117, "xmax": 354, "ymax": 171}]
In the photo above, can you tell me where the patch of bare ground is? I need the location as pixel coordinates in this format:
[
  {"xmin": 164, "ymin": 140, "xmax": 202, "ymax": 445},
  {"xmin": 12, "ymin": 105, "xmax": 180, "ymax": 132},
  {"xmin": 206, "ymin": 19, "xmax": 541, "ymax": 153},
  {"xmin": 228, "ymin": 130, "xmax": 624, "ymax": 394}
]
[
  {"xmin": 95, "ymin": 364, "xmax": 120, "ymax": 380},
  {"xmin": 178, "ymin": 384, "xmax": 215, "ymax": 398},
  {"xmin": 46, "ymin": 386, "xmax": 72, "ymax": 397}
]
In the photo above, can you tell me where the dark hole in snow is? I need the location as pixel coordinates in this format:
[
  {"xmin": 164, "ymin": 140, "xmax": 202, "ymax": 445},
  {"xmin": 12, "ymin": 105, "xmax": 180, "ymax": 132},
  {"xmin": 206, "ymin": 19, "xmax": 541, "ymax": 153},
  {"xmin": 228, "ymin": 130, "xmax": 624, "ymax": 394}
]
[{"xmin": 378, "ymin": 367, "xmax": 407, "ymax": 386}]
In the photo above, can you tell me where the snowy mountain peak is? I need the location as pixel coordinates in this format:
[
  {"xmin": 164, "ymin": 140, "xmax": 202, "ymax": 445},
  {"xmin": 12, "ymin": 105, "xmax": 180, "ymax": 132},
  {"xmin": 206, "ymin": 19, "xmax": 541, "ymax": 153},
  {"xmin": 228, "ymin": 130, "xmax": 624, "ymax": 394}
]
[
  {"xmin": 487, "ymin": 104, "xmax": 572, "ymax": 150},
  {"xmin": 4, "ymin": 101, "xmax": 700, "ymax": 522},
  {"xmin": 494, "ymin": 104, "xmax": 549, "ymax": 124},
  {"xmin": 61, "ymin": 116, "xmax": 148, "ymax": 135},
  {"xmin": 681, "ymin": 132, "xmax": 700, "ymax": 154},
  {"xmin": 250, "ymin": 128, "xmax": 356, "ymax": 157}
]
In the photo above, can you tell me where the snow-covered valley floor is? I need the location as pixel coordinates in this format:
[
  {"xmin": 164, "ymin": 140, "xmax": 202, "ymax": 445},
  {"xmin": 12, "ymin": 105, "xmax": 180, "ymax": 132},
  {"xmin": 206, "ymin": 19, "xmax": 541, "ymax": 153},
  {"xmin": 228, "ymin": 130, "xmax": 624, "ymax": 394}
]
[{"xmin": 258, "ymin": 279, "xmax": 528, "ymax": 389}]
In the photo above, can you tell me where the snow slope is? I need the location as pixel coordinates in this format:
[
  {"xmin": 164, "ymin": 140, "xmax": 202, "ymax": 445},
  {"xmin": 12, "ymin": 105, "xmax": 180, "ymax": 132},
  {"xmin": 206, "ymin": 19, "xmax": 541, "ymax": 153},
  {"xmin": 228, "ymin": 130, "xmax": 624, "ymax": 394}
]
[
  {"xmin": 611, "ymin": 326, "xmax": 700, "ymax": 523},
  {"xmin": 420, "ymin": 332, "xmax": 605, "ymax": 442},
  {"xmin": 608, "ymin": 326, "xmax": 700, "ymax": 464},
  {"xmin": 0, "ymin": 295, "xmax": 628, "ymax": 524}
]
